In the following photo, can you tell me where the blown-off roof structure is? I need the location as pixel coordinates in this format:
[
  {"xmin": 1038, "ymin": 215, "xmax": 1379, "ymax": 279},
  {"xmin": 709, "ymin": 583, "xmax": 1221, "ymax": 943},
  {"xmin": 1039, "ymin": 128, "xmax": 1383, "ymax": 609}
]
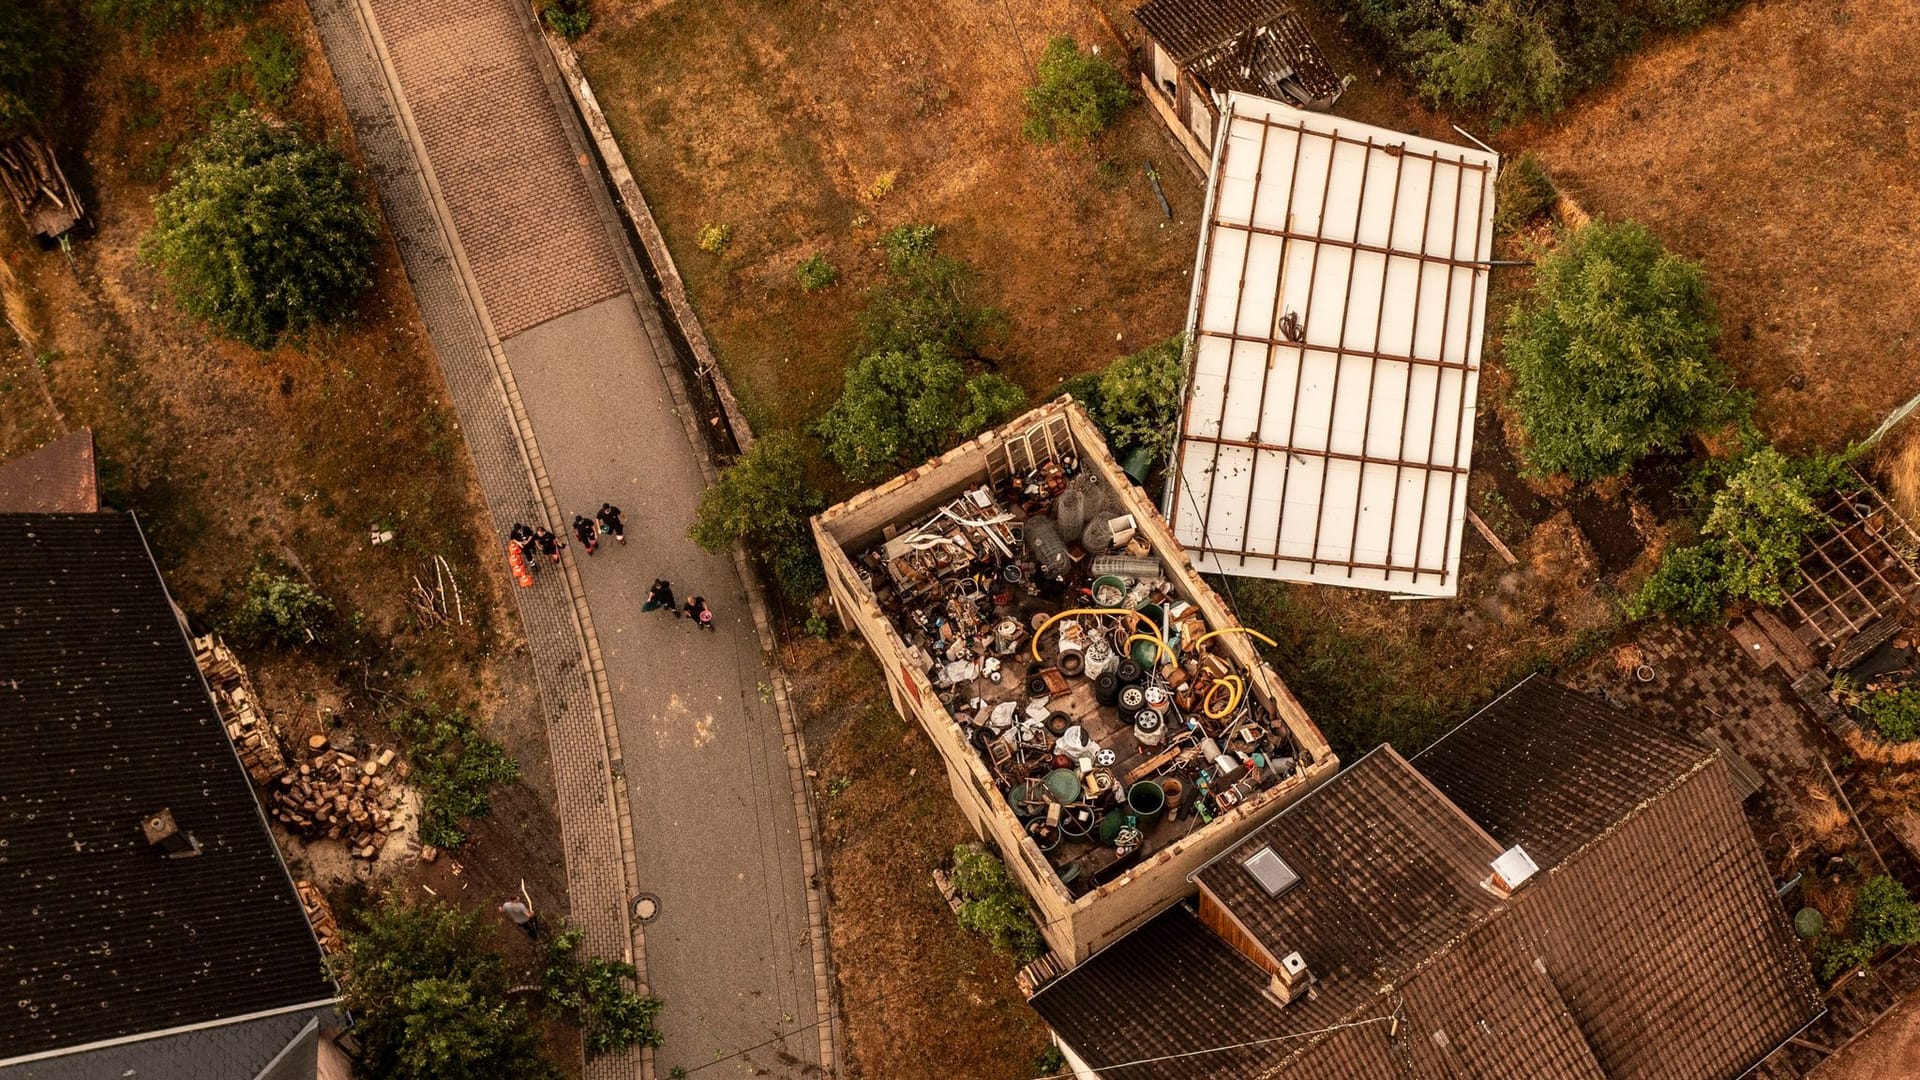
[
  {"xmin": 1167, "ymin": 93, "xmax": 1497, "ymax": 597},
  {"xmin": 1033, "ymin": 680, "xmax": 1821, "ymax": 1079},
  {"xmin": 0, "ymin": 513, "xmax": 335, "ymax": 1065}
]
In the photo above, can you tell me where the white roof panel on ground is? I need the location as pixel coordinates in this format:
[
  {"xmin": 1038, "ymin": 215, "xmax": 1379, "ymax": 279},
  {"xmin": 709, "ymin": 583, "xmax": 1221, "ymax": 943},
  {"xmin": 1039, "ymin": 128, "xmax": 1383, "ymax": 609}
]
[{"xmin": 1166, "ymin": 93, "xmax": 1498, "ymax": 597}]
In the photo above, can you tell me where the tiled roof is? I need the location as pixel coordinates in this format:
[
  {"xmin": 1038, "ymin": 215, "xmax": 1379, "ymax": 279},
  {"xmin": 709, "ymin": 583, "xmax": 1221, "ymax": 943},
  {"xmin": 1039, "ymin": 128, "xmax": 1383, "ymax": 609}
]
[
  {"xmin": 1039, "ymin": 681, "xmax": 1820, "ymax": 1079},
  {"xmin": 0, "ymin": 431, "xmax": 98, "ymax": 514},
  {"xmin": 1292, "ymin": 921, "xmax": 1607, "ymax": 1080},
  {"xmin": 0, "ymin": 513, "xmax": 336, "ymax": 1063},
  {"xmin": 1028, "ymin": 905, "xmax": 1294, "ymax": 1078},
  {"xmin": 1507, "ymin": 757, "xmax": 1822, "ymax": 1080},
  {"xmin": 1194, "ymin": 747, "xmax": 1504, "ymax": 1000},
  {"xmin": 1412, "ymin": 675, "xmax": 1715, "ymax": 867},
  {"xmin": 1133, "ymin": 0, "xmax": 1343, "ymax": 103}
]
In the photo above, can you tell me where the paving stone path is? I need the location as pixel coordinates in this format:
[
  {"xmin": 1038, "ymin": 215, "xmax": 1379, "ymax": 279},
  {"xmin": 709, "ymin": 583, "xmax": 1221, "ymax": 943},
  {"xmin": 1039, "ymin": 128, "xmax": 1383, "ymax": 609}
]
[{"xmin": 306, "ymin": 1, "xmax": 828, "ymax": 1076}]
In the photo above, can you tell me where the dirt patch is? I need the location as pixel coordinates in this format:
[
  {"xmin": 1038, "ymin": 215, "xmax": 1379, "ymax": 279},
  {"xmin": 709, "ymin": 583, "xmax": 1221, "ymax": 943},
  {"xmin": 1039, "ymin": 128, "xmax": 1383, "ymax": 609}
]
[
  {"xmin": 1566, "ymin": 488, "xmax": 1641, "ymax": 576},
  {"xmin": 1, "ymin": 0, "xmax": 566, "ymax": 968},
  {"xmin": 1522, "ymin": 0, "xmax": 1920, "ymax": 449},
  {"xmin": 786, "ymin": 636, "xmax": 1051, "ymax": 1080}
]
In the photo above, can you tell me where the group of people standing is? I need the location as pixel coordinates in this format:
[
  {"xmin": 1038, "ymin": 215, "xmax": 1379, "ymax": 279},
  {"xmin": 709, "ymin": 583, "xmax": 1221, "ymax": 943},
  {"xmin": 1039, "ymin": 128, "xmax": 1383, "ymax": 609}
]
[
  {"xmin": 511, "ymin": 503, "xmax": 627, "ymax": 566},
  {"xmin": 506, "ymin": 504, "xmax": 716, "ymax": 631}
]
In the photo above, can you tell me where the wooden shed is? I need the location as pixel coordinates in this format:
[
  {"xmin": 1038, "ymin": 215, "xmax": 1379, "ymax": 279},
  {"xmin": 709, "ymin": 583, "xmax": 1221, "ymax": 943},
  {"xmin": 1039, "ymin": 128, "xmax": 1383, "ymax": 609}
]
[{"xmin": 1131, "ymin": 0, "xmax": 1344, "ymax": 174}]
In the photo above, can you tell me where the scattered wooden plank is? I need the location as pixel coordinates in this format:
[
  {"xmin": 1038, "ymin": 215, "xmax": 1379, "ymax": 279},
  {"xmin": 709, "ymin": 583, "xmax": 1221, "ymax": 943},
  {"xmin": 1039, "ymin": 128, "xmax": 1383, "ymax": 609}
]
[{"xmin": 1466, "ymin": 508, "xmax": 1518, "ymax": 565}]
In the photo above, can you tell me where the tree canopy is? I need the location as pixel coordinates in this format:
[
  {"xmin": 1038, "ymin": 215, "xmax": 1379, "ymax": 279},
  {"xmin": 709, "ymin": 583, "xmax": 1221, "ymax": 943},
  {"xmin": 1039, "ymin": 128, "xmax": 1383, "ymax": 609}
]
[
  {"xmin": 1504, "ymin": 219, "xmax": 1729, "ymax": 479},
  {"xmin": 815, "ymin": 342, "xmax": 1025, "ymax": 482},
  {"xmin": 1022, "ymin": 36, "xmax": 1131, "ymax": 144},
  {"xmin": 142, "ymin": 110, "xmax": 376, "ymax": 349},
  {"xmin": 339, "ymin": 899, "xmax": 560, "ymax": 1080}
]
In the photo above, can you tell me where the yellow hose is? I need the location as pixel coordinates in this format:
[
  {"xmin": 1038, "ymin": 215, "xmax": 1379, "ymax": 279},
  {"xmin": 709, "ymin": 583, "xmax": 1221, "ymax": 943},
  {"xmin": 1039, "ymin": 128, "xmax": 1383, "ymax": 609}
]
[
  {"xmin": 1029, "ymin": 607, "xmax": 1162, "ymax": 664},
  {"xmin": 1188, "ymin": 626, "xmax": 1279, "ymax": 651},
  {"xmin": 1205, "ymin": 675, "xmax": 1245, "ymax": 719}
]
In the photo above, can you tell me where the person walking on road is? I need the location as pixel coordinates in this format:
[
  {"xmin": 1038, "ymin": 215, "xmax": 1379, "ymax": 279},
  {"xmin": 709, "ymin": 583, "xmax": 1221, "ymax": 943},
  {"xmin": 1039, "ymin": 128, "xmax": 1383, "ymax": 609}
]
[
  {"xmin": 596, "ymin": 503, "xmax": 626, "ymax": 545},
  {"xmin": 685, "ymin": 595, "xmax": 714, "ymax": 631},
  {"xmin": 500, "ymin": 898, "xmax": 539, "ymax": 939},
  {"xmin": 533, "ymin": 525, "xmax": 563, "ymax": 564},
  {"xmin": 571, "ymin": 514, "xmax": 599, "ymax": 556},
  {"xmin": 643, "ymin": 579, "xmax": 678, "ymax": 616}
]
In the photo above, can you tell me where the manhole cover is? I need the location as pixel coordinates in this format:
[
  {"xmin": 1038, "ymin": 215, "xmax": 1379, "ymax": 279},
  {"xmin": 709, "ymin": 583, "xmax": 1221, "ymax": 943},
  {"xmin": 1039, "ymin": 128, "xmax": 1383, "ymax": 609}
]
[{"xmin": 632, "ymin": 893, "xmax": 661, "ymax": 923}]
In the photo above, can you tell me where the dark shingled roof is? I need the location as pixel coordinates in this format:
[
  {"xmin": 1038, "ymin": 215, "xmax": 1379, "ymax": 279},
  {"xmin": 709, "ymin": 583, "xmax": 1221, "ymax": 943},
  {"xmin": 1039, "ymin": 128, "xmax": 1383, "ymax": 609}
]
[
  {"xmin": 1028, "ymin": 905, "xmax": 1294, "ymax": 1078},
  {"xmin": 1193, "ymin": 747, "xmax": 1503, "ymax": 1002},
  {"xmin": 1038, "ymin": 681, "xmax": 1821, "ymax": 1080},
  {"xmin": 1132, "ymin": 0, "xmax": 1343, "ymax": 103},
  {"xmin": 1505, "ymin": 757, "xmax": 1822, "ymax": 1080},
  {"xmin": 0, "ymin": 513, "xmax": 336, "ymax": 1063},
  {"xmin": 0, "ymin": 431, "xmax": 98, "ymax": 514},
  {"xmin": 1412, "ymin": 674, "xmax": 1715, "ymax": 867}
]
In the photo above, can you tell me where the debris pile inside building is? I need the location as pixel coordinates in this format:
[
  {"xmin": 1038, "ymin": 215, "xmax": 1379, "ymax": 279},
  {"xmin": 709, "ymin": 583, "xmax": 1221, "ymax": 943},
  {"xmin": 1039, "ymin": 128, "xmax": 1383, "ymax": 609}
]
[{"xmin": 848, "ymin": 444, "xmax": 1302, "ymax": 892}]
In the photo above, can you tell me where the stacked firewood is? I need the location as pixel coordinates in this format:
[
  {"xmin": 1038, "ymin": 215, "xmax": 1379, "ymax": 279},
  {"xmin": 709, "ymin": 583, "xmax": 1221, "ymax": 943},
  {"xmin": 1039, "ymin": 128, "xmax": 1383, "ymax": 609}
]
[
  {"xmin": 193, "ymin": 634, "xmax": 287, "ymax": 786},
  {"xmin": 294, "ymin": 879, "xmax": 343, "ymax": 955},
  {"xmin": 269, "ymin": 746, "xmax": 408, "ymax": 860}
]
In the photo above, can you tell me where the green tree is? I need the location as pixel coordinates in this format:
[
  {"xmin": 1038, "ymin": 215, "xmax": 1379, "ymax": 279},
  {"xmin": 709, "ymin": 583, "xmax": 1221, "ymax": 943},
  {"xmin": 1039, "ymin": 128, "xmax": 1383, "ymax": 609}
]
[
  {"xmin": 689, "ymin": 434, "xmax": 828, "ymax": 603},
  {"xmin": 1862, "ymin": 689, "xmax": 1920, "ymax": 743},
  {"xmin": 1632, "ymin": 446, "xmax": 1836, "ymax": 622},
  {"xmin": 91, "ymin": 0, "xmax": 263, "ymax": 37},
  {"xmin": 861, "ymin": 224, "xmax": 1005, "ymax": 358},
  {"xmin": 958, "ymin": 373, "xmax": 1028, "ymax": 437},
  {"xmin": 1505, "ymin": 219, "xmax": 1728, "ymax": 479},
  {"xmin": 0, "ymin": 0, "xmax": 69, "ymax": 136},
  {"xmin": 689, "ymin": 434, "xmax": 822, "ymax": 554},
  {"xmin": 1411, "ymin": 0, "xmax": 1568, "ymax": 122},
  {"xmin": 533, "ymin": 0, "xmax": 590, "ymax": 38},
  {"xmin": 818, "ymin": 343, "xmax": 963, "ymax": 480},
  {"xmin": 542, "ymin": 928, "xmax": 664, "ymax": 1054},
  {"xmin": 228, "ymin": 567, "xmax": 333, "ymax": 647},
  {"xmin": 1094, "ymin": 338, "xmax": 1184, "ymax": 467},
  {"xmin": 1022, "ymin": 36, "xmax": 1131, "ymax": 144},
  {"xmin": 142, "ymin": 110, "xmax": 375, "ymax": 349},
  {"xmin": 817, "ymin": 343, "xmax": 1023, "ymax": 481},
  {"xmin": 1698, "ymin": 447, "xmax": 1831, "ymax": 605},
  {"xmin": 340, "ymin": 899, "xmax": 560, "ymax": 1080},
  {"xmin": 950, "ymin": 845, "xmax": 1044, "ymax": 962}
]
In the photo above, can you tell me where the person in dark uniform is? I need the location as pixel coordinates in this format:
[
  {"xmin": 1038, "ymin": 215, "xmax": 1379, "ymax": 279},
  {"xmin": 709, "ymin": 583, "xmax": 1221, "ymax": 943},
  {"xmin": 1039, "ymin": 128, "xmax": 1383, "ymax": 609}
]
[{"xmin": 596, "ymin": 503, "xmax": 626, "ymax": 545}]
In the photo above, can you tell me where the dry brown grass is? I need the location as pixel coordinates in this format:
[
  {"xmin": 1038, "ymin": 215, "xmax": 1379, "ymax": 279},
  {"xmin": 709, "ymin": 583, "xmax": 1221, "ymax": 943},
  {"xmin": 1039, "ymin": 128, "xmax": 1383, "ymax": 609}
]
[
  {"xmin": 1523, "ymin": 0, "xmax": 1920, "ymax": 449},
  {"xmin": 1845, "ymin": 729, "xmax": 1920, "ymax": 767},
  {"xmin": 1876, "ymin": 424, "xmax": 1920, "ymax": 525}
]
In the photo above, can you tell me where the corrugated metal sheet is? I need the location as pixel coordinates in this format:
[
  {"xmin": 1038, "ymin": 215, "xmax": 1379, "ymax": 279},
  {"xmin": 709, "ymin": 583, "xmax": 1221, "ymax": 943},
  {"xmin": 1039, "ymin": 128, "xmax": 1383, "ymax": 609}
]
[
  {"xmin": 1135, "ymin": 0, "xmax": 1342, "ymax": 106},
  {"xmin": 1168, "ymin": 94, "xmax": 1497, "ymax": 596},
  {"xmin": 0, "ymin": 513, "xmax": 336, "ymax": 1061}
]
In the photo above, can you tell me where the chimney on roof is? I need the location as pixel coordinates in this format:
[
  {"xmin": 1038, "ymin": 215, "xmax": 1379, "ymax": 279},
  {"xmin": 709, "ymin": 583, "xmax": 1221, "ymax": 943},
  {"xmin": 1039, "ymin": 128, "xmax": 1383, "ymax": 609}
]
[
  {"xmin": 142, "ymin": 808, "xmax": 203, "ymax": 860},
  {"xmin": 1485, "ymin": 844, "xmax": 1539, "ymax": 898},
  {"xmin": 1268, "ymin": 950, "xmax": 1313, "ymax": 1005}
]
